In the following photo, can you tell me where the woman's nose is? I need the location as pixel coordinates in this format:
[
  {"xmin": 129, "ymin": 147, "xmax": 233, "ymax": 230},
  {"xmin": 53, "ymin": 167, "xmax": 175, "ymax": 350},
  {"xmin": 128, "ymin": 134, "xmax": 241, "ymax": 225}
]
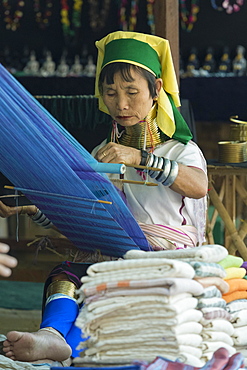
[{"xmin": 116, "ymin": 95, "xmax": 129, "ymax": 110}]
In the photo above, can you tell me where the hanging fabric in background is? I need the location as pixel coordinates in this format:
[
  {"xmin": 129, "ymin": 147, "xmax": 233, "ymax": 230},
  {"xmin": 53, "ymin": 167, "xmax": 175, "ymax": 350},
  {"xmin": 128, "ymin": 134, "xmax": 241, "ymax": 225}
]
[
  {"xmin": 118, "ymin": 0, "xmax": 139, "ymax": 31},
  {"xmin": 147, "ymin": 0, "xmax": 155, "ymax": 35},
  {"xmin": 2, "ymin": 0, "xmax": 25, "ymax": 31},
  {"xmin": 88, "ymin": 0, "xmax": 111, "ymax": 31},
  {"xmin": 34, "ymin": 0, "xmax": 54, "ymax": 29},
  {"xmin": 60, "ymin": 0, "xmax": 83, "ymax": 41},
  {"xmin": 0, "ymin": 64, "xmax": 151, "ymax": 257},
  {"xmin": 179, "ymin": 0, "xmax": 200, "ymax": 32}
]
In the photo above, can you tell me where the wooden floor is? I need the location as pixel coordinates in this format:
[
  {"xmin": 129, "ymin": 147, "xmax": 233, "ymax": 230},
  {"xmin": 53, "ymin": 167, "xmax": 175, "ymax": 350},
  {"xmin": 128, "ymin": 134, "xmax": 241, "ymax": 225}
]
[{"xmin": 0, "ymin": 308, "xmax": 41, "ymax": 335}]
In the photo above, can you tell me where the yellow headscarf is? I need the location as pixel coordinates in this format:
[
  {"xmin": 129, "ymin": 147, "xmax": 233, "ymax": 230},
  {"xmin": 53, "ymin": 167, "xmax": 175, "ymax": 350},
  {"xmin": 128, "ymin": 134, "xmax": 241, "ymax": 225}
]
[{"xmin": 95, "ymin": 31, "xmax": 180, "ymax": 138}]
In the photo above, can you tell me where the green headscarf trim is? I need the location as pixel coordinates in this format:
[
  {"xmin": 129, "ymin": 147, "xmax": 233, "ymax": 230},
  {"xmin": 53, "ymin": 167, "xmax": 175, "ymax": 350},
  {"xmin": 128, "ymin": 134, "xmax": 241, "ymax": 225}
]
[
  {"xmin": 167, "ymin": 94, "xmax": 193, "ymax": 144},
  {"xmin": 102, "ymin": 39, "xmax": 161, "ymax": 78}
]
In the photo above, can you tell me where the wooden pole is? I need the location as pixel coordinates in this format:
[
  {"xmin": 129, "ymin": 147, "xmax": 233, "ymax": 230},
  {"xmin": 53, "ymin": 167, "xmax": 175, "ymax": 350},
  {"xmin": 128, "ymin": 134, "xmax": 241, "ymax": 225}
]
[
  {"xmin": 208, "ymin": 182, "xmax": 247, "ymax": 260},
  {"xmin": 154, "ymin": 0, "xmax": 179, "ymax": 80}
]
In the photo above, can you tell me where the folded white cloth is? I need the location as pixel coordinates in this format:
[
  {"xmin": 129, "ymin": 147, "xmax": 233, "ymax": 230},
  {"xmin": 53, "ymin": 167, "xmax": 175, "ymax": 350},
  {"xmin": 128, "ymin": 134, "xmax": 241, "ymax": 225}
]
[
  {"xmin": 179, "ymin": 345, "xmax": 202, "ymax": 358},
  {"xmin": 201, "ymin": 330, "xmax": 234, "ymax": 346},
  {"xmin": 234, "ymin": 346, "xmax": 247, "ymax": 357},
  {"xmin": 177, "ymin": 353, "xmax": 204, "ymax": 367},
  {"xmin": 74, "ymin": 351, "xmax": 204, "ymax": 367},
  {"xmin": 201, "ymin": 341, "xmax": 236, "ymax": 355},
  {"xmin": 232, "ymin": 325, "xmax": 247, "ymax": 346},
  {"xmin": 85, "ymin": 292, "xmax": 193, "ymax": 313},
  {"xmin": 86, "ymin": 320, "xmax": 202, "ymax": 341},
  {"xmin": 202, "ymin": 319, "xmax": 235, "ymax": 336},
  {"xmin": 231, "ymin": 309, "xmax": 247, "ymax": 327},
  {"xmin": 78, "ymin": 308, "xmax": 203, "ymax": 333},
  {"xmin": 82, "ymin": 258, "xmax": 194, "ymax": 282},
  {"xmin": 176, "ymin": 333, "xmax": 202, "ymax": 346},
  {"xmin": 124, "ymin": 244, "xmax": 228, "ymax": 263},
  {"xmin": 76, "ymin": 296, "xmax": 198, "ymax": 335}
]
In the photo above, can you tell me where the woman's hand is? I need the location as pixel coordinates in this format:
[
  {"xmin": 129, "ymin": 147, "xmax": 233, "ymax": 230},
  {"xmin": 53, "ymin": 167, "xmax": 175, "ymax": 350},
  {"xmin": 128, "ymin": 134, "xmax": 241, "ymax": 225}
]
[
  {"xmin": 95, "ymin": 142, "xmax": 142, "ymax": 166},
  {"xmin": 0, "ymin": 243, "xmax": 17, "ymax": 277},
  {"xmin": 0, "ymin": 201, "xmax": 37, "ymax": 218}
]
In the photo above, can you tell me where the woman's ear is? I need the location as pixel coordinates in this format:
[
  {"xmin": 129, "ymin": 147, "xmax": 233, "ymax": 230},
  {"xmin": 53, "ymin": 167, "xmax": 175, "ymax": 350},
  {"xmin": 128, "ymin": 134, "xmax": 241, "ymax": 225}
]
[{"xmin": 155, "ymin": 78, "xmax": 163, "ymax": 96}]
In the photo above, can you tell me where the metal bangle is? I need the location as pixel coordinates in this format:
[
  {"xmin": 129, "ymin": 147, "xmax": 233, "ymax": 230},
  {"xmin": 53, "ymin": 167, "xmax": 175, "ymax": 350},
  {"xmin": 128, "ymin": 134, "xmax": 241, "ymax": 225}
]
[
  {"xmin": 162, "ymin": 160, "xmax": 179, "ymax": 187},
  {"xmin": 149, "ymin": 156, "xmax": 164, "ymax": 178},
  {"xmin": 148, "ymin": 154, "xmax": 159, "ymax": 178},
  {"xmin": 155, "ymin": 158, "xmax": 171, "ymax": 183}
]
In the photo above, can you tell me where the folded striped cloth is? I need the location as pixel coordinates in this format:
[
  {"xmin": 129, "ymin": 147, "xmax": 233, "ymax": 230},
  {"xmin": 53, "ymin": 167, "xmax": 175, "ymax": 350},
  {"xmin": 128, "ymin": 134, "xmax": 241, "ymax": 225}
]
[
  {"xmin": 124, "ymin": 244, "xmax": 228, "ymax": 263},
  {"xmin": 200, "ymin": 307, "xmax": 232, "ymax": 325},
  {"xmin": 196, "ymin": 285, "xmax": 222, "ymax": 299},
  {"xmin": 226, "ymin": 299, "xmax": 247, "ymax": 314},
  {"xmin": 138, "ymin": 222, "xmax": 198, "ymax": 248},
  {"xmin": 187, "ymin": 261, "xmax": 226, "ymax": 279},
  {"xmin": 197, "ymin": 297, "xmax": 227, "ymax": 310},
  {"xmin": 81, "ymin": 277, "xmax": 204, "ymax": 299}
]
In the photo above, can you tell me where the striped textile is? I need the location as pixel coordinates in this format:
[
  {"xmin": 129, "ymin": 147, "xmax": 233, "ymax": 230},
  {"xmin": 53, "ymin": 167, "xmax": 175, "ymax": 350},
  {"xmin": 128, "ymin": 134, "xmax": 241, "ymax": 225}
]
[{"xmin": 138, "ymin": 222, "xmax": 198, "ymax": 249}]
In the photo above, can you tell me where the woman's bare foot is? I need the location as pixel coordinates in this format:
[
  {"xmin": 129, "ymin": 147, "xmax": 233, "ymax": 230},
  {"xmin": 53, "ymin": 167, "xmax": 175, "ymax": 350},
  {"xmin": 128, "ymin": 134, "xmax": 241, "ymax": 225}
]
[{"xmin": 2, "ymin": 328, "xmax": 72, "ymax": 362}]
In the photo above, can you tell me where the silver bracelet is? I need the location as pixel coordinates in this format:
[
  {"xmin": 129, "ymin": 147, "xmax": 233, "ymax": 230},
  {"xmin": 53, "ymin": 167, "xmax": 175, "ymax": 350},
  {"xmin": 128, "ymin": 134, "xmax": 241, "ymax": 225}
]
[
  {"xmin": 155, "ymin": 158, "xmax": 171, "ymax": 182},
  {"xmin": 149, "ymin": 156, "xmax": 164, "ymax": 178},
  {"xmin": 162, "ymin": 160, "xmax": 179, "ymax": 187},
  {"xmin": 148, "ymin": 154, "xmax": 159, "ymax": 177}
]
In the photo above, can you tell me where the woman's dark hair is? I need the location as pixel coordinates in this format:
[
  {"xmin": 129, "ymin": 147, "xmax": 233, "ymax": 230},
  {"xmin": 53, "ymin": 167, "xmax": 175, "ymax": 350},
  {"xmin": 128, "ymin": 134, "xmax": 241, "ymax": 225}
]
[{"xmin": 98, "ymin": 62, "xmax": 157, "ymax": 98}]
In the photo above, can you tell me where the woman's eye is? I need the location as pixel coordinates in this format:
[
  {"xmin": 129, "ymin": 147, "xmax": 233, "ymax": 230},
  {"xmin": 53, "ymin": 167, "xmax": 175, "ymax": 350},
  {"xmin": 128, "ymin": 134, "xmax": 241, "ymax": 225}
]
[{"xmin": 128, "ymin": 91, "xmax": 137, "ymax": 95}]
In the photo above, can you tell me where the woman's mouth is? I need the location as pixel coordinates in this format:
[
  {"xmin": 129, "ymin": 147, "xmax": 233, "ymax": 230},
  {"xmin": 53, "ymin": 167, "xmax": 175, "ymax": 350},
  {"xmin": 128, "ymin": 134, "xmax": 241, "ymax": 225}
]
[{"xmin": 116, "ymin": 116, "xmax": 133, "ymax": 119}]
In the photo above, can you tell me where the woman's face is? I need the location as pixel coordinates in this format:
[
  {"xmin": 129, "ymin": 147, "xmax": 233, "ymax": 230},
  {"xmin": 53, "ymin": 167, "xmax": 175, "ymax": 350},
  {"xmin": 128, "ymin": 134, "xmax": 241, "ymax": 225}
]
[{"xmin": 102, "ymin": 67, "xmax": 160, "ymax": 127}]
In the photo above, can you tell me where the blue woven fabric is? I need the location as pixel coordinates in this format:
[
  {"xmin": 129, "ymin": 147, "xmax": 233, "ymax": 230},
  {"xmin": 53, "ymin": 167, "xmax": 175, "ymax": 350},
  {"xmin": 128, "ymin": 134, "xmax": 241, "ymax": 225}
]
[{"xmin": 0, "ymin": 64, "xmax": 151, "ymax": 257}]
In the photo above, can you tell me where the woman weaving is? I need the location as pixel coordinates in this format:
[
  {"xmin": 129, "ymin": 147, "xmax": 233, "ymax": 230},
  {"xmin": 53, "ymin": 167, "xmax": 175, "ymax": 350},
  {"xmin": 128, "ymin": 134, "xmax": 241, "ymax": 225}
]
[{"xmin": 1, "ymin": 31, "xmax": 208, "ymax": 365}]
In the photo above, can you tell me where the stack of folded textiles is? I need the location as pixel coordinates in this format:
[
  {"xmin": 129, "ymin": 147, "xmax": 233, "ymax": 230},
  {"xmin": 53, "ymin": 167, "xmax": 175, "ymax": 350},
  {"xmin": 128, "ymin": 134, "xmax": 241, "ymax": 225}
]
[
  {"xmin": 74, "ymin": 256, "xmax": 205, "ymax": 367},
  {"xmin": 220, "ymin": 255, "xmax": 247, "ymax": 366},
  {"xmin": 124, "ymin": 245, "xmax": 236, "ymax": 365}
]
